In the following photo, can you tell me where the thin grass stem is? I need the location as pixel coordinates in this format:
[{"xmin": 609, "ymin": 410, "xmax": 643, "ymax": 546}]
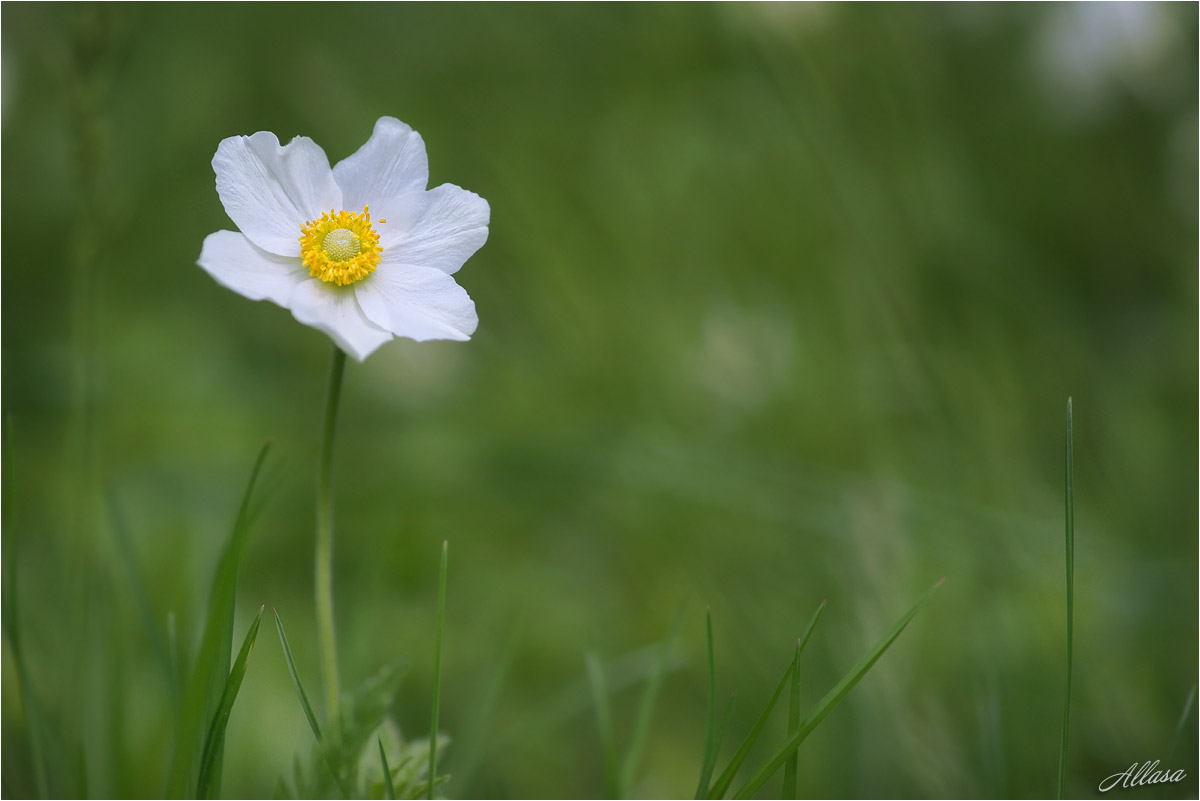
[
  {"xmin": 707, "ymin": 653, "xmax": 794, "ymax": 799},
  {"xmin": 1167, "ymin": 685, "xmax": 1196, "ymax": 764},
  {"xmin": 733, "ymin": 580, "xmax": 942, "ymax": 800},
  {"xmin": 196, "ymin": 607, "xmax": 265, "ymax": 798},
  {"xmin": 1057, "ymin": 398, "xmax": 1074, "ymax": 799},
  {"xmin": 379, "ymin": 737, "xmax": 397, "ymax": 800},
  {"xmin": 1, "ymin": 417, "xmax": 49, "ymax": 798},
  {"xmin": 429, "ymin": 540, "xmax": 449, "ymax": 800},
  {"xmin": 694, "ymin": 609, "xmax": 718, "ymax": 799},
  {"xmin": 783, "ymin": 600, "xmax": 826, "ymax": 798},
  {"xmin": 165, "ymin": 442, "xmax": 269, "ymax": 798},
  {"xmin": 620, "ymin": 622, "xmax": 679, "ymax": 793},
  {"xmin": 585, "ymin": 649, "xmax": 620, "ymax": 798},
  {"xmin": 274, "ymin": 610, "xmax": 322, "ymax": 742}
]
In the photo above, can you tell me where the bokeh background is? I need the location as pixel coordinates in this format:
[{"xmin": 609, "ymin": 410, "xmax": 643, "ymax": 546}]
[{"xmin": 2, "ymin": 3, "xmax": 1196, "ymax": 798}]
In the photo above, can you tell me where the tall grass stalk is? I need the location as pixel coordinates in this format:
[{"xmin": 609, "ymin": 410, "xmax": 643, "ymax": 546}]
[
  {"xmin": 64, "ymin": 10, "xmax": 121, "ymax": 791},
  {"xmin": 1057, "ymin": 397, "xmax": 1074, "ymax": 798},
  {"xmin": 694, "ymin": 609, "xmax": 719, "ymax": 799},
  {"xmin": 3, "ymin": 418, "xmax": 49, "ymax": 797},
  {"xmin": 273, "ymin": 609, "xmax": 352, "ymax": 798},
  {"xmin": 783, "ymin": 600, "xmax": 825, "ymax": 798},
  {"xmin": 165, "ymin": 442, "xmax": 270, "ymax": 798},
  {"xmin": 195, "ymin": 607, "xmax": 264, "ymax": 798},
  {"xmin": 378, "ymin": 737, "xmax": 397, "ymax": 800},
  {"xmin": 619, "ymin": 623, "xmax": 677, "ymax": 793},
  {"xmin": 1167, "ymin": 685, "xmax": 1196, "ymax": 764},
  {"xmin": 732, "ymin": 579, "xmax": 942, "ymax": 799},
  {"xmin": 706, "ymin": 654, "xmax": 795, "ymax": 799},
  {"xmin": 585, "ymin": 648, "xmax": 620, "ymax": 798},
  {"xmin": 429, "ymin": 540, "xmax": 449, "ymax": 800},
  {"xmin": 707, "ymin": 601, "xmax": 830, "ymax": 799}
]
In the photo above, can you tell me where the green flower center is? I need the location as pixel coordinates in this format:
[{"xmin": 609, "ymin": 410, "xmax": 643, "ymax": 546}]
[{"xmin": 322, "ymin": 228, "xmax": 362, "ymax": 262}]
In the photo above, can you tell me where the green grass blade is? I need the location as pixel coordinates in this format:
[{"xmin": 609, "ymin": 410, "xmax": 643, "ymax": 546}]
[
  {"xmin": 451, "ymin": 617, "xmax": 523, "ymax": 790},
  {"xmin": 709, "ymin": 692, "xmax": 737, "ymax": 789},
  {"xmin": 585, "ymin": 648, "xmax": 621, "ymax": 798},
  {"xmin": 3, "ymin": 414, "xmax": 20, "ymax": 651},
  {"xmin": 379, "ymin": 737, "xmax": 397, "ymax": 800},
  {"xmin": 620, "ymin": 619, "xmax": 682, "ymax": 794},
  {"xmin": 783, "ymin": 600, "xmax": 826, "ymax": 798},
  {"xmin": 2, "ymin": 415, "xmax": 50, "ymax": 799},
  {"xmin": 1167, "ymin": 684, "xmax": 1197, "ymax": 764},
  {"xmin": 107, "ymin": 490, "xmax": 176, "ymax": 699},
  {"xmin": 694, "ymin": 609, "xmax": 719, "ymax": 799},
  {"xmin": 733, "ymin": 580, "xmax": 942, "ymax": 800},
  {"xmin": 273, "ymin": 610, "xmax": 352, "ymax": 797},
  {"xmin": 13, "ymin": 666, "xmax": 51, "ymax": 798},
  {"xmin": 1058, "ymin": 397, "xmax": 1074, "ymax": 799},
  {"xmin": 168, "ymin": 612, "xmax": 181, "ymax": 696},
  {"xmin": 707, "ymin": 653, "xmax": 795, "ymax": 799},
  {"xmin": 781, "ymin": 648, "xmax": 801, "ymax": 799},
  {"xmin": 707, "ymin": 600, "xmax": 825, "ymax": 801},
  {"xmin": 408, "ymin": 773, "xmax": 451, "ymax": 800},
  {"xmin": 166, "ymin": 441, "xmax": 270, "ymax": 798},
  {"xmin": 428, "ymin": 540, "xmax": 448, "ymax": 800},
  {"xmin": 708, "ymin": 600, "xmax": 828, "ymax": 800},
  {"xmin": 196, "ymin": 606, "xmax": 265, "ymax": 799},
  {"xmin": 274, "ymin": 609, "xmax": 323, "ymax": 741}
]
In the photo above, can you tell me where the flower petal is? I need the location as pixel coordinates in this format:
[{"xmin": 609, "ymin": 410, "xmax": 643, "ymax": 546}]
[
  {"xmin": 355, "ymin": 265, "xmax": 477, "ymax": 342},
  {"xmin": 197, "ymin": 230, "xmax": 308, "ymax": 306},
  {"xmin": 213, "ymin": 132, "xmax": 342, "ymax": 257},
  {"xmin": 332, "ymin": 117, "xmax": 429, "ymax": 211},
  {"xmin": 378, "ymin": 184, "xmax": 490, "ymax": 275},
  {"xmin": 289, "ymin": 279, "xmax": 394, "ymax": 361}
]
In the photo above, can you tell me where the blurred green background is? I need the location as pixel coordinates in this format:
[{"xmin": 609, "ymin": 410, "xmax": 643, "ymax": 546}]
[{"xmin": 2, "ymin": 3, "xmax": 1196, "ymax": 798}]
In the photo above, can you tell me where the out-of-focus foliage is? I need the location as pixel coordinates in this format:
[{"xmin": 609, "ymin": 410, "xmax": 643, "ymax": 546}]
[{"xmin": 2, "ymin": 4, "xmax": 1196, "ymax": 798}]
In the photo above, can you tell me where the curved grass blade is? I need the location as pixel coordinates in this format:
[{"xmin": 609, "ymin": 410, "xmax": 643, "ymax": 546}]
[
  {"xmin": 733, "ymin": 580, "xmax": 943, "ymax": 799},
  {"xmin": 708, "ymin": 692, "xmax": 737, "ymax": 791},
  {"xmin": 3, "ymin": 416, "xmax": 50, "ymax": 798},
  {"xmin": 196, "ymin": 606, "xmax": 265, "ymax": 798},
  {"xmin": 1057, "ymin": 398, "xmax": 1074, "ymax": 799},
  {"xmin": 709, "ymin": 652, "xmax": 801, "ymax": 798},
  {"xmin": 783, "ymin": 600, "xmax": 826, "ymax": 798},
  {"xmin": 620, "ymin": 618, "xmax": 682, "ymax": 793},
  {"xmin": 428, "ymin": 540, "xmax": 448, "ymax": 800},
  {"xmin": 585, "ymin": 648, "xmax": 620, "ymax": 798},
  {"xmin": 408, "ymin": 773, "xmax": 450, "ymax": 800},
  {"xmin": 694, "ymin": 608, "xmax": 718, "ymax": 799},
  {"xmin": 107, "ymin": 489, "xmax": 176, "ymax": 701},
  {"xmin": 1167, "ymin": 684, "xmax": 1197, "ymax": 764},
  {"xmin": 379, "ymin": 737, "xmax": 397, "ymax": 800},
  {"xmin": 2, "ymin": 415, "xmax": 20, "ymax": 652},
  {"xmin": 274, "ymin": 610, "xmax": 322, "ymax": 741},
  {"xmin": 274, "ymin": 609, "xmax": 352, "ymax": 798},
  {"xmin": 451, "ymin": 616, "xmax": 523, "ymax": 790},
  {"xmin": 168, "ymin": 611, "xmax": 182, "ymax": 704},
  {"xmin": 166, "ymin": 441, "xmax": 270, "ymax": 798},
  {"xmin": 781, "ymin": 647, "xmax": 802, "ymax": 799}
]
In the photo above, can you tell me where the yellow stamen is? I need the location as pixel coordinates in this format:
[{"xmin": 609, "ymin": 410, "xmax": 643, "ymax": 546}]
[{"xmin": 299, "ymin": 206, "xmax": 382, "ymax": 286}]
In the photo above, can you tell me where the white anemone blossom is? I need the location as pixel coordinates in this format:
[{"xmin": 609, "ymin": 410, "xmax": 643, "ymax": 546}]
[{"xmin": 198, "ymin": 117, "xmax": 489, "ymax": 361}]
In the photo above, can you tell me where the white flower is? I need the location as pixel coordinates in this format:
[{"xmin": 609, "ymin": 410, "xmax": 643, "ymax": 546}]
[{"xmin": 198, "ymin": 117, "xmax": 489, "ymax": 361}]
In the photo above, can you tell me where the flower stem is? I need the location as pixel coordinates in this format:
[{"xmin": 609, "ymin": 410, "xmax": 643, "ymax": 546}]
[{"xmin": 317, "ymin": 345, "xmax": 347, "ymax": 737}]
